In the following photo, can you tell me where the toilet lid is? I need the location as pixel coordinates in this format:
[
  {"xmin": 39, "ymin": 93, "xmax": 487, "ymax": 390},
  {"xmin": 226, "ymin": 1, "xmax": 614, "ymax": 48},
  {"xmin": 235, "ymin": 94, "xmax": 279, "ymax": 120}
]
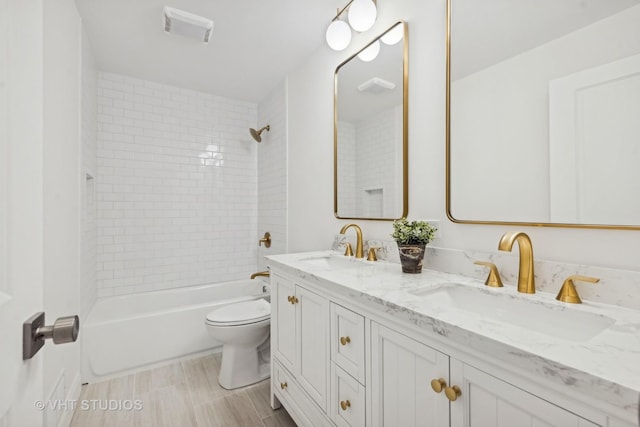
[{"xmin": 206, "ymin": 299, "xmax": 270, "ymax": 326}]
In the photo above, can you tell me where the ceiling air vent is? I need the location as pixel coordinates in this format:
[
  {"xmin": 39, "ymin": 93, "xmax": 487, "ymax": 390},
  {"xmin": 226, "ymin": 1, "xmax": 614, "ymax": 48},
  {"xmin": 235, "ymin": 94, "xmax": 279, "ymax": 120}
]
[
  {"xmin": 357, "ymin": 77, "xmax": 396, "ymax": 95},
  {"xmin": 163, "ymin": 6, "xmax": 214, "ymax": 43}
]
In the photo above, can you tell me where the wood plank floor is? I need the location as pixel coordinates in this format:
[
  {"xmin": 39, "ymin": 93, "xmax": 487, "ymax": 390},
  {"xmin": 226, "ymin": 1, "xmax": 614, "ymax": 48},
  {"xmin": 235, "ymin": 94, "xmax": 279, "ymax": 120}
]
[{"xmin": 71, "ymin": 353, "xmax": 296, "ymax": 427}]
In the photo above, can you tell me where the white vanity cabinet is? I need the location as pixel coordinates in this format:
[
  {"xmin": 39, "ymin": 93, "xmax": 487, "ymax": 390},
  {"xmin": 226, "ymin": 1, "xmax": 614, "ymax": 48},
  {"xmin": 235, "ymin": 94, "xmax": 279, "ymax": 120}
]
[
  {"xmin": 269, "ymin": 264, "xmax": 635, "ymax": 427},
  {"xmin": 370, "ymin": 321, "xmax": 602, "ymax": 427},
  {"xmin": 271, "ymin": 273, "xmax": 330, "ymax": 421}
]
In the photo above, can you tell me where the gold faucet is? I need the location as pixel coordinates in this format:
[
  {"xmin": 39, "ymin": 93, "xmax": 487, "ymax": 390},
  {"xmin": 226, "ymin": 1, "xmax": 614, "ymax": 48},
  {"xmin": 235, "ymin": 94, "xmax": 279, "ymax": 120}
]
[
  {"xmin": 497, "ymin": 231, "xmax": 535, "ymax": 294},
  {"xmin": 250, "ymin": 271, "xmax": 270, "ymax": 279},
  {"xmin": 339, "ymin": 223, "xmax": 364, "ymax": 258}
]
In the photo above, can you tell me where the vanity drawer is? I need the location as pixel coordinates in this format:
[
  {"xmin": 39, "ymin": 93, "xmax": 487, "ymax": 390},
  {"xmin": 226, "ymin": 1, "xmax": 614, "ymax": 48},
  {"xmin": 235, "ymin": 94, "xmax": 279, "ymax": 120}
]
[
  {"xmin": 272, "ymin": 361, "xmax": 315, "ymax": 427},
  {"xmin": 331, "ymin": 303, "xmax": 366, "ymax": 384},
  {"xmin": 330, "ymin": 363, "xmax": 366, "ymax": 427}
]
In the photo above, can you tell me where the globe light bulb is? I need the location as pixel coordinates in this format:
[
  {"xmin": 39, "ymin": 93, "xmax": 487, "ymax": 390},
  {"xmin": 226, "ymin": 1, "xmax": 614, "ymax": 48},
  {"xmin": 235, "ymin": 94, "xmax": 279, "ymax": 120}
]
[
  {"xmin": 357, "ymin": 40, "xmax": 380, "ymax": 62},
  {"xmin": 326, "ymin": 20, "xmax": 352, "ymax": 51},
  {"xmin": 348, "ymin": 0, "xmax": 377, "ymax": 33}
]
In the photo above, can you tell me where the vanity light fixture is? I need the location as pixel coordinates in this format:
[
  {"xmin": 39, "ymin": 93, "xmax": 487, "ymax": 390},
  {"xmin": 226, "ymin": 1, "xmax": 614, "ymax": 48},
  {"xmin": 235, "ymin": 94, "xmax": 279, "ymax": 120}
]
[
  {"xmin": 380, "ymin": 23, "xmax": 404, "ymax": 45},
  {"xmin": 325, "ymin": 0, "xmax": 377, "ymax": 51},
  {"xmin": 357, "ymin": 40, "xmax": 380, "ymax": 61},
  {"xmin": 163, "ymin": 6, "xmax": 214, "ymax": 43}
]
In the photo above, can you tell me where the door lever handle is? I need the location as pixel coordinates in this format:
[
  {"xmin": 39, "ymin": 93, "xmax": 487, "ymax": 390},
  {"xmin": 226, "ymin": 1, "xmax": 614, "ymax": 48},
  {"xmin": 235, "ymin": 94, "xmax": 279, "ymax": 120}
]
[{"xmin": 23, "ymin": 312, "xmax": 80, "ymax": 360}]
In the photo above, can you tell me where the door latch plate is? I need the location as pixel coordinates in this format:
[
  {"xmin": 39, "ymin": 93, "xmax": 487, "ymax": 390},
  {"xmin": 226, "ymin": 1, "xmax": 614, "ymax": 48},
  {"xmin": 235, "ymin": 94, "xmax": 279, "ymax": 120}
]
[{"xmin": 23, "ymin": 312, "xmax": 45, "ymax": 360}]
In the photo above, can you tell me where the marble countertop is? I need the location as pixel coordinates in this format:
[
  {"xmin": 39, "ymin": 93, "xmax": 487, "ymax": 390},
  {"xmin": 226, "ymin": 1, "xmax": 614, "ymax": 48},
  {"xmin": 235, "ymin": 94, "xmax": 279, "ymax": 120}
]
[{"xmin": 266, "ymin": 250, "xmax": 640, "ymax": 420}]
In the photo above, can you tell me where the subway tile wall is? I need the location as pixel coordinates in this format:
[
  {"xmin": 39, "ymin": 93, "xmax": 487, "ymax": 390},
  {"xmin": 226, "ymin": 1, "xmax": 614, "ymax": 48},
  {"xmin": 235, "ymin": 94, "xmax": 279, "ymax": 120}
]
[
  {"xmin": 95, "ymin": 72, "xmax": 258, "ymax": 297},
  {"xmin": 355, "ymin": 105, "xmax": 402, "ymax": 218},
  {"xmin": 257, "ymin": 80, "xmax": 288, "ymax": 270},
  {"xmin": 337, "ymin": 121, "xmax": 356, "ymax": 216}
]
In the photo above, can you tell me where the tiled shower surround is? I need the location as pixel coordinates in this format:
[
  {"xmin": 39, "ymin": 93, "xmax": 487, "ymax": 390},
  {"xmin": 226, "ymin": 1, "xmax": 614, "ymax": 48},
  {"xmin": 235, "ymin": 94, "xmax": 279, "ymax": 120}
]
[{"xmin": 95, "ymin": 72, "xmax": 258, "ymax": 297}]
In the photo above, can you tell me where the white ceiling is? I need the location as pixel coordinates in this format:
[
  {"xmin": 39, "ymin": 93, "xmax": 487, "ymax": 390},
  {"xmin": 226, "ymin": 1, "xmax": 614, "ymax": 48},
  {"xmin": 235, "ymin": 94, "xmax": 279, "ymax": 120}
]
[
  {"xmin": 75, "ymin": 0, "xmax": 346, "ymax": 103},
  {"xmin": 451, "ymin": 0, "xmax": 640, "ymax": 81}
]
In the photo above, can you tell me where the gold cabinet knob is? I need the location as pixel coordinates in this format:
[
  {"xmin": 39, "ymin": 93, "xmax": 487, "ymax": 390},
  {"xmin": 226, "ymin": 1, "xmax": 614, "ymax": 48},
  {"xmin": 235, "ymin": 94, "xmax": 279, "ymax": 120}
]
[
  {"xmin": 340, "ymin": 336, "xmax": 351, "ymax": 346},
  {"xmin": 340, "ymin": 400, "xmax": 351, "ymax": 411},
  {"xmin": 430, "ymin": 378, "xmax": 447, "ymax": 393},
  {"xmin": 280, "ymin": 382, "xmax": 287, "ymax": 390},
  {"xmin": 292, "ymin": 296, "xmax": 299, "ymax": 304},
  {"xmin": 445, "ymin": 385, "xmax": 462, "ymax": 401},
  {"xmin": 287, "ymin": 296, "xmax": 292, "ymax": 303}
]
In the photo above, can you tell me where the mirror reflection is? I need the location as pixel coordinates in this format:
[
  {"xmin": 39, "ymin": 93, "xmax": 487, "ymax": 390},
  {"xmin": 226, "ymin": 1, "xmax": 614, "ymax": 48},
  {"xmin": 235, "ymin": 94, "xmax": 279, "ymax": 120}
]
[
  {"xmin": 335, "ymin": 21, "xmax": 408, "ymax": 220},
  {"xmin": 448, "ymin": 0, "xmax": 640, "ymax": 228}
]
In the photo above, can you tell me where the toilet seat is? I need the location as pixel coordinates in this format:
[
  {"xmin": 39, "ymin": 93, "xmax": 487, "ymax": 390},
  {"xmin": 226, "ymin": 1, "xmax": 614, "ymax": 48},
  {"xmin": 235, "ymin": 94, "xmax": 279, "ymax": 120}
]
[{"xmin": 206, "ymin": 299, "xmax": 270, "ymax": 327}]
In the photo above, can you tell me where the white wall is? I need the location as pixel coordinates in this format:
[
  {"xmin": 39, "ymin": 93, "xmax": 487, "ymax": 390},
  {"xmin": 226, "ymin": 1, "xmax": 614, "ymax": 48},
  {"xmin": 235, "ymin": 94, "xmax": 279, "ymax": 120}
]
[
  {"xmin": 451, "ymin": 5, "xmax": 640, "ymax": 222},
  {"xmin": 80, "ymin": 28, "xmax": 97, "ymax": 319},
  {"xmin": 257, "ymin": 80, "xmax": 288, "ymax": 270},
  {"xmin": 286, "ymin": 0, "xmax": 640, "ymax": 274},
  {"xmin": 95, "ymin": 73, "xmax": 258, "ymax": 297},
  {"xmin": 43, "ymin": 0, "xmax": 82, "ymax": 424}
]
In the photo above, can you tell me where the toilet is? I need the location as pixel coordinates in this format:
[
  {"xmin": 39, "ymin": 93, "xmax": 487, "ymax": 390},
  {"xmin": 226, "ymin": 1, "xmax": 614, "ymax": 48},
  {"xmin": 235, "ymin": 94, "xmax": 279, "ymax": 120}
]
[{"xmin": 205, "ymin": 298, "xmax": 271, "ymax": 390}]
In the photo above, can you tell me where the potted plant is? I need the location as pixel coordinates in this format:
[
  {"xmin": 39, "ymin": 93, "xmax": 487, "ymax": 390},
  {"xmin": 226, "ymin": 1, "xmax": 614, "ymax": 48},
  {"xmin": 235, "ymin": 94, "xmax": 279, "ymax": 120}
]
[{"xmin": 391, "ymin": 218, "xmax": 437, "ymax": 273}]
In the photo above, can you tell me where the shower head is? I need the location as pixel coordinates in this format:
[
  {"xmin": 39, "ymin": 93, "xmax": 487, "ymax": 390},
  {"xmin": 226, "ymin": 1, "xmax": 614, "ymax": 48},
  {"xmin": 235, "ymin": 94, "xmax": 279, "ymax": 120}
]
[{"xmin": 249, "ymin": 125, "xmax": 270, "ymax": 142}]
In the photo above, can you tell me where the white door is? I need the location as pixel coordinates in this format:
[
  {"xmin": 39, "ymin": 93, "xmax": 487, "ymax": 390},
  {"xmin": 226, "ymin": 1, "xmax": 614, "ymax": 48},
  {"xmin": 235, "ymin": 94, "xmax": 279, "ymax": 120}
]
[{"xmin": 0, "ymin": 0, "xmax": 46, "ymax": 425}]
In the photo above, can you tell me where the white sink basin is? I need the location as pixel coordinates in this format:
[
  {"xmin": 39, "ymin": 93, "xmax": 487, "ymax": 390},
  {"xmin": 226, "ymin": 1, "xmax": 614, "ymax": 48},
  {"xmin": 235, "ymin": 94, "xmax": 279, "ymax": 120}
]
[
  {"xmin": 410, "ymin": 285, "xmax": 615, "ymax": 342},
  {"xmin": 298, "ymin": 254, "xmax": 371, "ymax": 269}
]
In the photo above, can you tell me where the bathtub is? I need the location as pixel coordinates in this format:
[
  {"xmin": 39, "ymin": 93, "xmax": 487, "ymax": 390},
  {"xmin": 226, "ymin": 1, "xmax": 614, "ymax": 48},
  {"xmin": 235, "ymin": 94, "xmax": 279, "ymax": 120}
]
[{"xmin": 82, "ymin": 279, "xmax": 269, "ymax": 383}]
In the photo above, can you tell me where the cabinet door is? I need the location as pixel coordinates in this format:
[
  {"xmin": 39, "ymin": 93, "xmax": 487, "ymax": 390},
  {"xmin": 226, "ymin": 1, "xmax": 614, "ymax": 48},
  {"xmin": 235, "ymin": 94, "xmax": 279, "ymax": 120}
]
[
  {"xmin": 450, "ymin": 359, "xmax": 601, "ymax": 427},
  {"xmin": 331, "ymin": 363, "xmax": 366, "ymax": 427},
  {"xmin": 273, "ymin": 274, "xmax": 296, "ymax": 374},
  {"xmin": 331, "ymin": 303, "xmax": 366, "ymax": 384},
  {"xmin": 297, "ymin": 285, "xmax": 330, "ymax": 412},
  {"xmin": 370, "ymin": 322, "xmax": 450, "ymax": 427}
]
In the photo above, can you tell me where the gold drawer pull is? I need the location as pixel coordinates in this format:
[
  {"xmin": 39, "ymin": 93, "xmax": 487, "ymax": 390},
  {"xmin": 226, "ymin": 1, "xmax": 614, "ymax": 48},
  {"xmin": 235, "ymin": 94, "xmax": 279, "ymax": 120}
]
[
  {"xmin": 340, "ymin": 400, "xmax": 351, "ymax": 411},
  {"xmin": 280, "ymin": 382, "xmax": 288, "ymax": 390},
  {"xmin": 340, "ymin": 336, "xmax": 351, "ymax": 346},
  {"xmin": 430, "ymin": 378, "xmax": 446, "ymax": 393},
  {"xmin": 445, "ymin": 385, "xmax": 461, "ymax": 401}
]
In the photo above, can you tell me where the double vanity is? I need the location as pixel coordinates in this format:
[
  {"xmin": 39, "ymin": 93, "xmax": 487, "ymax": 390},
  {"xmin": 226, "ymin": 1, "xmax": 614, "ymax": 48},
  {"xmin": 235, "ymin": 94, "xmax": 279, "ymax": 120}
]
[{"xmin": 267, "ymin": 249, "xmax": 640, "ymax": 427}]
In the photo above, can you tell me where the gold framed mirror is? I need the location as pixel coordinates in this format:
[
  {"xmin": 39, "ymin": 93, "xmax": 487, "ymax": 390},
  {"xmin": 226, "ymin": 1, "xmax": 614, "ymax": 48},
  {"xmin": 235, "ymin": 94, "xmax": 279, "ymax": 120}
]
[
  {"xmin": 334, "ymin": 21, "xmax": 408, "ymax": 221},
  {"xmin": 446, "ymin": 0, "xmax": 640, "ymax": 230}
]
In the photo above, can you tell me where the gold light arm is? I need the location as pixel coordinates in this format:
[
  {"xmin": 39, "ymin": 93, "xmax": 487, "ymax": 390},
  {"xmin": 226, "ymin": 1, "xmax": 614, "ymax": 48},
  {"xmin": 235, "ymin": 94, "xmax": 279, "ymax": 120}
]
[
  {"xmin": 474, "ymin": 261, "xmax": 503, "ymax": 287},
  {"xmin": 556, "ymin": 275, "xmax": 599, "ymax": 304}
]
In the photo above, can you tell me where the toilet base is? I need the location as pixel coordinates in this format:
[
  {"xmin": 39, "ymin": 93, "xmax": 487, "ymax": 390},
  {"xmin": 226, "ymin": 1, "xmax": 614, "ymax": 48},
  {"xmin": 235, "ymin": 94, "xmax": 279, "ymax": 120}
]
[{"xmin": 217, "ymin": 339, "xmax": 270, "ymax": 390}]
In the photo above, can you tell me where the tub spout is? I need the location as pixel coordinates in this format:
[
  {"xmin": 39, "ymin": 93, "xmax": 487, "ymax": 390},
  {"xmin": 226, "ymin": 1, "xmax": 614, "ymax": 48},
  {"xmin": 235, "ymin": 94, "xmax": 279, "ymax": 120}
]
[{"xmin": 251, "ymin": 271, "xmax": 270, "ymax": 279}]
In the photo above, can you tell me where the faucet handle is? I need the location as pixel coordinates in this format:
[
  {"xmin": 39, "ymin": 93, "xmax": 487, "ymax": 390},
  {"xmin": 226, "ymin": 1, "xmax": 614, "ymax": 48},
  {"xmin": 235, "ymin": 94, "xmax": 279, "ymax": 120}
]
[
  {"xmin": 474, "ymin": 261, "xmax": 504, "ymax": 288},
  {"xmin": 367, "ymin": 247, "xmax": 380, "ymax": 261},
  {"xmin": 556, "ymin": 275, "xmax": 599, "ymax": 304},
  {"xmin": 344, "ymin": 242, "xmax": 354, "ymax": 257}
]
